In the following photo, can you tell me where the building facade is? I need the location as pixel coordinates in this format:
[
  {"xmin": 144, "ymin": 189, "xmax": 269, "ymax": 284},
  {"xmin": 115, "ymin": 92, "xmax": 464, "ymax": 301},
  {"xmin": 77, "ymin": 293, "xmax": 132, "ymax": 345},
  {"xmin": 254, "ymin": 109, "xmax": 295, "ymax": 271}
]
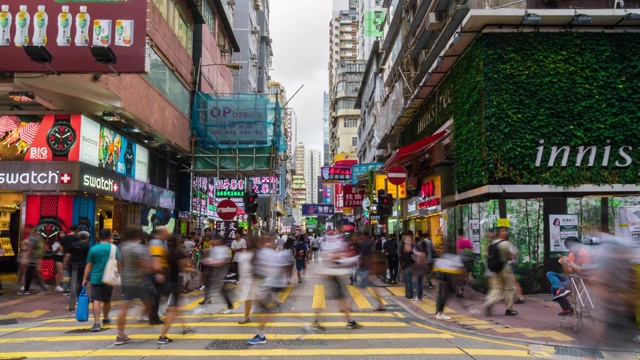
[
  {"xmin": 304, "ymin": 149, "xmax": 322, "ymax": 204},
  {"xmin": 323, "ymin": 92, "xmax": 331, "ymax": 166}
]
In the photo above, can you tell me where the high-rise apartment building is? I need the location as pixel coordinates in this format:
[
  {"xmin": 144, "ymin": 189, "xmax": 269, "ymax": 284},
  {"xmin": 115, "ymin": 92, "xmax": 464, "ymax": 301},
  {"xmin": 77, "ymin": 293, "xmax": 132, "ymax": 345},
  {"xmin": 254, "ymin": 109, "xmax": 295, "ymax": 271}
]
[
  {"xmin": 304, "ymin": 149, "xmax": 322, "ymax": 204},
  {"xmin": 323, "ymin": 92, "xmax": 330, "ymax": 166},
  {"xmin": 233, "ymin": 0, "xmax": 272, "ymax": 93},
  {"xmin": 357, "ymin": 0, "xmax": 385, "ymax": 61},
  {"xmin": 292, "ymin": 143, "xmax": 307, "ymax": 208}
]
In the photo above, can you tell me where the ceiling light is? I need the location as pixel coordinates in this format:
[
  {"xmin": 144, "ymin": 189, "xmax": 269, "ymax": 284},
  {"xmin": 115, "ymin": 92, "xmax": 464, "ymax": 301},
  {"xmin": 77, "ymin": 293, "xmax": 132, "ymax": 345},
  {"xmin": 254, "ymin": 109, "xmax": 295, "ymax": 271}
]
[
  {"xmin": 143, "ymin": 136, "xmax": 158, "ymax": 144},
  {"xmin": 522, "ymin": 12, "xmax": 542, "ymax": 25},
  {"xmin": 7, "ymin": 91, "xmax": 35, "ymax": 103},
  {"xmin": 571, "ymin": 13, "xmax": 592, "ymax": 25},
  {"xmin": 123, "ymin": 124, "xmax": 141, "ymax": 133},
  {"xmin": 101, "ymin": 110, "xmax": 123, "ymax": 122}
]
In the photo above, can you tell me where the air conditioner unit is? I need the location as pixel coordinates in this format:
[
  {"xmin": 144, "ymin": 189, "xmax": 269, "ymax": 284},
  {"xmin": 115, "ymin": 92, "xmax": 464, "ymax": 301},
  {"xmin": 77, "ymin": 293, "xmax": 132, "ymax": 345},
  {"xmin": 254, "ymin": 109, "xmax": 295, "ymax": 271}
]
[
  {"xmin": 251, "ymin": 26, "xmax": 260, "ymax": 34},
  {"xmin": 251, "ymin": 54, "xmax": 258, "ymax": 60},
  {"xmin": 426, "ymin": 12, "xmax": 445, "ymax": 31}
]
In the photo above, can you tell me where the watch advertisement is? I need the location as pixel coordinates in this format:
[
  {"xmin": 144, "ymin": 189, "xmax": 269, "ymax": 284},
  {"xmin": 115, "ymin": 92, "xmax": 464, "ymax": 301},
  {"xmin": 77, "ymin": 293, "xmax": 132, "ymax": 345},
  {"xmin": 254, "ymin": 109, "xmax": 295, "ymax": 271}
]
[
  {"xmin": 24, "ymin": 194, "xmax": 74, "ymax": 257},
  {"xmin": 0, "ymin": 114, "xmax": 81, "ymax": 162},
  {"xmin": 0, "ymin": 0, "xmax": 148, "ymax": 74}
]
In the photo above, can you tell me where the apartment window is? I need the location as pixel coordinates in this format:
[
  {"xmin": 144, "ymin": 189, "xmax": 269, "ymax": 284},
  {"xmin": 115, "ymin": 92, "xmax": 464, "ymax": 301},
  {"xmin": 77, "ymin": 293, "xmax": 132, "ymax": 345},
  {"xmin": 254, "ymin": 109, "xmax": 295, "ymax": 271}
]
[
  {"xmin": 352, "ymin": 137, "xmax": 358, "ymax": 146},
  {"xmin": 152, "ymin": 0, "xmax": 193, "ymax": 56},
  {"xmin": 146, "ymin": 48, "xmax": 190, "ymax": 116},
  {"xmin": 201, "ymin": 0, "xmax": 216, "ymax": 34},
  {"xmin": 343, "ymin": 118, "xmax": 358, "ymax": 128}
]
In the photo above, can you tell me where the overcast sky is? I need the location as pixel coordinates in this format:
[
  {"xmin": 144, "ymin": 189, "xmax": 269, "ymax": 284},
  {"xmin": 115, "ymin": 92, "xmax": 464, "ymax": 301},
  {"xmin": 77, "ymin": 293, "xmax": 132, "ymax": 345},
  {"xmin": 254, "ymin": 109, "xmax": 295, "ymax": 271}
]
[{"xmin": 269, "ymin": 0, "xmax": 332, "ymax": 152}]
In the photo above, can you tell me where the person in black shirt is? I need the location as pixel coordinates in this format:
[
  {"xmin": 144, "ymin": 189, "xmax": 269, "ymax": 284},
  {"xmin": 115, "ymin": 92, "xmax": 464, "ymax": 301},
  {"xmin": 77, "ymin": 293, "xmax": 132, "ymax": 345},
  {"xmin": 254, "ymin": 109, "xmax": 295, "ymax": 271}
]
[
  {"xmin": 383, "ymin": 237, "xmax": 399, "ymax": 284},
  {"xmin": 66, "ymin": 231, "xmax": 90, "ymax": 298},
  {"xmin": 61, "ymin": 225, "xmax": 80, "ymax": 295}
]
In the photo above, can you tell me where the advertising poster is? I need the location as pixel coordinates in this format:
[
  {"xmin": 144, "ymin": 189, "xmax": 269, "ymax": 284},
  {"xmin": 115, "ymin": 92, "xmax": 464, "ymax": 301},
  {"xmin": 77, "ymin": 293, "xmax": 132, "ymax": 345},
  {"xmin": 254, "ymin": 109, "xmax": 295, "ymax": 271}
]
[
  {"xmin": 469, "ymin": 219, "xmax": 480, "ymax": 254},
  {"xmin": 334, "ymin": 183, "xmax": 344, "ymax": 212},
  {"xmin": 549, "ymin": 214, "xmax": 579, "ymax": 252},
  {"xmin": 134, "ymin": 144, "xmax": 149, "ymax": 182},
  {"xmin": 321, "ymin": 166, "xmax": 352, "ymax": 184},
  {"xmin": 302, "ymin": 204, "xmax": 335, "ymax": 216},
  {"xmin": 0, "ymin": 0, "xmax": 149, "ymax": 73},
  {"xmin": 98, "ymin": 125, "xmax": 136, "ymax": 177},
  {"xmin": 141, "ymin": 207, "xmax": 176, "ymax": 234},
  {"xmin": 0, "ymin": 238, "xmax": 14, "ymax": 256},
  {"xmin": 78, "ymin": 116, "xmax": 100, "ymax": 166},
  {"xmin": 343, "ymin": 185, "xmax": 366, "ymax": 207},
  {"xmin": 1, "ymin": 114, "xmax": 82, "ymax": 162}
]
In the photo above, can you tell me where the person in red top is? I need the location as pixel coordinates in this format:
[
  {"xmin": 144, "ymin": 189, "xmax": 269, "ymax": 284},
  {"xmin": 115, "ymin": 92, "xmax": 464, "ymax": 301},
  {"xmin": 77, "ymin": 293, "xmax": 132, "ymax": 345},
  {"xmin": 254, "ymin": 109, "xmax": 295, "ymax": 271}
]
[
  {"xmin": 546, "ymin": 237, "xmax": 591, "ymax": 316},
  {"xmin": 456, "ymin": 229, "xmax": 474, "ymax": 298}
]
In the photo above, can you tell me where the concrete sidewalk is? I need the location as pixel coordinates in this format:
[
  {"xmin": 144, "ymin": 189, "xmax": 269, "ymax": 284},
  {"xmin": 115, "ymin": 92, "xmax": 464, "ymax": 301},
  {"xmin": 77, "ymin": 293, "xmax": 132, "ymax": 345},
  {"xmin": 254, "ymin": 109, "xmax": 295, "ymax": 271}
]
[{"xmin": 385, "ymin": 284, "xmax": 640, "ymax": 351}]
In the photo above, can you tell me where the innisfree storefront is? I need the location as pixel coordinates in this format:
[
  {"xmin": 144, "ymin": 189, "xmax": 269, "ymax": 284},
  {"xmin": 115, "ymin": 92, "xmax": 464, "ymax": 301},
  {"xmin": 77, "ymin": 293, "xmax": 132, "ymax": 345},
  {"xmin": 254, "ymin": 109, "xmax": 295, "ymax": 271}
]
[{"xmin": 399, "ymin": 31, "xmax": 640, "ymax": 292}]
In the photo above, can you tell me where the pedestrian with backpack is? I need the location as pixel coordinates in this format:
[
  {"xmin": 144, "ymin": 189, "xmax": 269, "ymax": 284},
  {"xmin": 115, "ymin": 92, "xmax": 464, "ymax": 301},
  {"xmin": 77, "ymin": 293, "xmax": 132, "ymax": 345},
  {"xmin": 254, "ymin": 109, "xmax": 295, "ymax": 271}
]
[
  {"xmin": 294, "ymin": 235, "xmax": 309, "ymax": 285},
  {"xmin": 383, "ymin": 236, "xmax": 399, "ymax": 284},
  {"xmin": 482, "ymin": 227, "xmax": 518, "ymax": 316}
]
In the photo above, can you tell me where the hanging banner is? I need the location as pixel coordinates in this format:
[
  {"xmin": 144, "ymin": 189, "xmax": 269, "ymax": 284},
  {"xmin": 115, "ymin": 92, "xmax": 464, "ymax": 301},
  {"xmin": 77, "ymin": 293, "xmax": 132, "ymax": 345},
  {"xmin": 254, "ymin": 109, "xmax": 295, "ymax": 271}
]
[
  {"xmin": 302, "ymin": 204, "xmax": 335, "ymax": 216},
  {"xmin": 549, "ymin": 214, "xmax": 579, "ymax": 252},
  {"xmin": 343, "ymin": 185, "xmax": 366, "ymax": 207},
  {"xmin": 351, "ymin": 162, "xmax": 382, "ymax": 183}
]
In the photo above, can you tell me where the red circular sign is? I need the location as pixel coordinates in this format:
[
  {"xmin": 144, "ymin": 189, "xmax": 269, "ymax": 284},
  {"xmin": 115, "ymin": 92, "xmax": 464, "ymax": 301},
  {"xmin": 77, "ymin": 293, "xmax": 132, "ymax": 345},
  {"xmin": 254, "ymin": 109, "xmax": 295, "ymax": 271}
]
[
  {"xmin": 216, "ymin": 199, "xmax": 238, "ymax": 221},
  {"xmin": 387, "ymin": 165, "xmax": 408, "ymax": 186}
]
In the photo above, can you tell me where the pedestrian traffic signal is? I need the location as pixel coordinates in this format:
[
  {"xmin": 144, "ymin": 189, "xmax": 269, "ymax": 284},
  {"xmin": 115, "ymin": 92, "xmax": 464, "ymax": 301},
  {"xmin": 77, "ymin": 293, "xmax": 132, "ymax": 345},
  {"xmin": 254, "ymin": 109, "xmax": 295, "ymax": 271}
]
[
  {"xmin": 244, "ymin": 191, "xmax": 259, "ymax": 214},
  {"xmin": 377, "ymin": 191, "xmax": 393, "ymax": 216}
]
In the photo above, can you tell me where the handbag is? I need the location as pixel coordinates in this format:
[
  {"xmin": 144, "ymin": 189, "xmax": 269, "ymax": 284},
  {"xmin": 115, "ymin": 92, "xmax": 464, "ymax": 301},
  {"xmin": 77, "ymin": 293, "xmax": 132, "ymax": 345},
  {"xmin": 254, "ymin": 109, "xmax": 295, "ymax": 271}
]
[
  {"xmin": 75, "ymin": 286, "xmax": 89, "ymax": 322},
  {"xmin": 102, "ymin": 244, "xmax": 121, "ymax": 286}
]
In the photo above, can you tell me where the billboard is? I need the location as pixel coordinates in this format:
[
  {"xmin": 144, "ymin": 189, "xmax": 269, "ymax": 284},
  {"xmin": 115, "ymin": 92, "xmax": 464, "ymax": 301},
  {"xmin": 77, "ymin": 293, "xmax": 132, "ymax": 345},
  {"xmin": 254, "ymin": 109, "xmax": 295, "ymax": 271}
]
[
  {"xmin": 302, "ymin": 204, "xmax": 334, "ymax": 216},
  {"xmin": 0, "ymin": 0, "xmax": 148, "ymax": 73},
  {"xmin": 343, "ymin": 185, "xmax": 366, "ymax": 207},
  {"xmin": 321, "ymin": 166, "xmax": 352, "ymax": 184},
  {"xmin": 351, "ymin": 162, "xmax": 382, "ymax": 183},
  {"xmin": 375, "ymin": 174, "xmax": 407, "ymax": 199}
]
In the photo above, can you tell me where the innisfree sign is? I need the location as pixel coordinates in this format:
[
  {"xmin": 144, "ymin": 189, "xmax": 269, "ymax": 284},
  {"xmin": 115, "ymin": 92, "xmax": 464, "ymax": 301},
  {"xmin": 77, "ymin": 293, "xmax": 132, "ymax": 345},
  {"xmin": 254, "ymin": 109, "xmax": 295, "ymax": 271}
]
[{"xmin": 535, "ymin": 139, "xmax": 633, "ymax": 168}]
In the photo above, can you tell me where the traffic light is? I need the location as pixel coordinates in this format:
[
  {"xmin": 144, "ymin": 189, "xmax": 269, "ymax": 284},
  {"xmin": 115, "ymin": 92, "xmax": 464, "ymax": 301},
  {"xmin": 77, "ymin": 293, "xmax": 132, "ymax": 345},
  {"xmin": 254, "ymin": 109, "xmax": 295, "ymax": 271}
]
[
  {"xmin": 244, "ymin": 191, "xmax": 259, "ymax": 214},
  {"xmin": 377, "ymin": 190, "xmax": 393, "ymax": 216}
]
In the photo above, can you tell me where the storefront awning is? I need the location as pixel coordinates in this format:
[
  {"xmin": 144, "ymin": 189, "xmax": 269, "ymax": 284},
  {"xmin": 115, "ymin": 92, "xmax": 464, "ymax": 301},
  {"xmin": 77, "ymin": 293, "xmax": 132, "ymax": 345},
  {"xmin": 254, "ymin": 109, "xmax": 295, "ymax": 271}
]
[{"xmin": 382, "ymin": 131, "xmax": 447, "ymax": 171}]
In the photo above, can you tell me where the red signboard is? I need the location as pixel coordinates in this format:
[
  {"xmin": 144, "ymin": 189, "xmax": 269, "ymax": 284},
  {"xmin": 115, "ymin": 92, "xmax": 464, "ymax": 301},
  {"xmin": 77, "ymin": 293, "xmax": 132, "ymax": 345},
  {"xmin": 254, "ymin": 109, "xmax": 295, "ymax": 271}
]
[
  {"xmin": 343, "ymin": 185, "xmax": 366, "ymax": 207},
  {"xmin": 418, "ymin": 198, "xmax": 441, "ymax": 209},
  {"xmin": 216, "ymin": 199, "xmax": 238, "ymax": 221},
  {"xmin": 321, "ymin": 166, "xmax": 352, "ymax": 184},
  {"xmin": 421, "ymin": 180, "xmax": 436, "ymax": 199},
  {"xmin": 0, "ymin": 0, "xmax": 148, "ymax": 73}
]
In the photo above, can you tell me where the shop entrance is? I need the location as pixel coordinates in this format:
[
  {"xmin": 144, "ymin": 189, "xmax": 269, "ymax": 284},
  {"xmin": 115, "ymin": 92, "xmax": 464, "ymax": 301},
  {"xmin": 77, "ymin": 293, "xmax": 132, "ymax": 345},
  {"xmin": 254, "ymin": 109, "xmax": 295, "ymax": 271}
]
[
  {"xmin": 95, "ymin": 196, "xmax": 139, "ymax": 242},
  {"xmin": 0, "ymin": 192, "xmax": 23, "ymax": 274}
]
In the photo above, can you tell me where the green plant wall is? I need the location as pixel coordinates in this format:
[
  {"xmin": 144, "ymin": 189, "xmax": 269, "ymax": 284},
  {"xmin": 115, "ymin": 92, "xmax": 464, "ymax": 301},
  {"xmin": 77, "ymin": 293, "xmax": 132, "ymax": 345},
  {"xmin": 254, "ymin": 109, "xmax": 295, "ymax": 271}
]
[{"xmin": 482, "ymin": 32, "xmax": 640, "ymax": 190}]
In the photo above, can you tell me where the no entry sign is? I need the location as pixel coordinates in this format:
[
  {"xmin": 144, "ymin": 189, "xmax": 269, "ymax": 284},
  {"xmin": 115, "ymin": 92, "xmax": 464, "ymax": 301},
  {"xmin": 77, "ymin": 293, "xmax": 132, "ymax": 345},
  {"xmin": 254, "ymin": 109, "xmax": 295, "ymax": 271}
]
[
  {"xmin": 387, "ymin": 165, "xmax": 408, "ymax": 186},
  {"xmin": 216, "ymin": 199, "xmax": 238, "ymax": 221}
]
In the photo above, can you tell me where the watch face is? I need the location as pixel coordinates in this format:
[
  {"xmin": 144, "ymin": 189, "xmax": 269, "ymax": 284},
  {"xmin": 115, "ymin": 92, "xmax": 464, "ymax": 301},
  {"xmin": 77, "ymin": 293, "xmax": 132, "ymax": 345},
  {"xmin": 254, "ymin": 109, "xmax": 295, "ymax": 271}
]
[
  {"xmin": 125, "ymin": 149, "xmax": 134, "ymax": 168},
  {"xmin": 35, "ymin": 220, "xmax": 62, "ymax": 252},
  {"xmin": 47, "ymin": 124, "xmax": 77, "ymax": 153}
]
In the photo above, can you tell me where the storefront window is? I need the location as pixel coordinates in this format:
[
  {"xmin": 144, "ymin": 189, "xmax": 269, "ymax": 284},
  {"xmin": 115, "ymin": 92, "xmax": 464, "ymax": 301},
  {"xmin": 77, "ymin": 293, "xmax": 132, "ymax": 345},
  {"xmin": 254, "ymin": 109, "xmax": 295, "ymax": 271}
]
[{"xmin": 146, "ymin": 48, "xmax": 191, "ymax": 116}]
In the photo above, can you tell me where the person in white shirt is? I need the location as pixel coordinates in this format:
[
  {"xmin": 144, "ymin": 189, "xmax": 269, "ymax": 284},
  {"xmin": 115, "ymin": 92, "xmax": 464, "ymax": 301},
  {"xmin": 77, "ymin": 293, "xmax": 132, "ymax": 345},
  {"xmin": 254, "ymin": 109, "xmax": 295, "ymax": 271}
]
[
  {"xmin": 199, "ymin": 235, "xmax": 234, "ymax": 312},
  {"xmin": 236, "ymin": 237, "xmax": 255, "ymax": 324},
  {"xmin": 276, "ymin": 234, "xmax": 286, "ymax": 251},
  {"xmin": 230, "ymin": 230, "xmax": 247, "ymax": 279}
]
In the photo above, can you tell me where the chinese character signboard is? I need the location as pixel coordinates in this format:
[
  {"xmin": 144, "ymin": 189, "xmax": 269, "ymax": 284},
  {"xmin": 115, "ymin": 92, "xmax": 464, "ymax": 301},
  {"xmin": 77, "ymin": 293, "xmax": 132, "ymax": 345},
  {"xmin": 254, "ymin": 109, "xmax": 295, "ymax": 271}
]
[
  {"xmin": 549, "ymin": 214, "xmax": 579, "ymax": 252},
  {"xmin": 343, "ymin": 185, "xmax": 366, "ymax": 207},
  {"xmin": 191, "ymin": 176, "xmax": 209, "ymax": 216},
  {"xmin": 374, "ymin": 174, "xmax": 407, "ymax": 199},
  {"xmin": 213, "ymin": 178, "xmax": 245, "ymax": 213},
  {"xmin": 302, "ymin": 204, "xmax": 335, "ymax": 216},
  {"xmin": 251, "ymin": 176, "xmax": 280, "ymax": 196},
  {"xmin": 321, "ymin": 166, "xmax": 352, "ymax": 184},
  {"xmin": 334, "ymin": 183, "xmax": 344, "ymax": 212},
  {"xmin": 215, "ymin": 221, "xmax": 239, "ymax": 243},
  {"xmin": 351, "ymin": 162, "xmax": 382, "ymax": 183}
]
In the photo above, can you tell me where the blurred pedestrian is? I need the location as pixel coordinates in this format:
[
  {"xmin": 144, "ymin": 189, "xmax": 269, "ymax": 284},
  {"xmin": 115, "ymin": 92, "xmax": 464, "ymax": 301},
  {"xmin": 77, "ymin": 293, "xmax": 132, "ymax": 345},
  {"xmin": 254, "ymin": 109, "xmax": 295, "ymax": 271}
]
[
  {"xmin": 148, "ymin": 227, "xmax": 171, "ymax": 325},
  {"xmin": 311, "ymin": 235, "xmax": 320, "ymax": 263},
  {"xmin": 52, "ymin": 230, "xmax": 65, "ymax": 292},
  {"xmin": 199, "ymin": 234, "xmax": 234, "ymax": 313},
  {"xmin": 456, "ymin": 229, "xmax": 473, "ymax": 298},
  {"xmin": 19, "ymin": 225, "xmax": 47, "ymax": 295},
  {"xmin": 483, "ymin": 227, "xmax": 517, "ymax": 316},
  {"xmin": 159, "ymin": 236, "xmax": 197, "ymax": 344},
  {"xmin": 66, "ymin": 231, "xmax": 90, "ymax": 301},
  {"xmin": 83, "ymin": 229, "xmax": 121, "ymax": 332},
  {"xmin": 294, "ymin": 235, "xmax": 309, "ymax": 285},
  {"xmin": 116, "ymin": 226, "xmax": 154, "ymax": 346},
  {"xmin": 61, "ymin": 225, "xmax": 79, "ymax": 296},
  {"xmin": 237, "ymin": 237, "xmax": 257, "ymax": 324},
  {"xmin": 383, "ymin": 235, "xmax": 399, "ymax": 284}
]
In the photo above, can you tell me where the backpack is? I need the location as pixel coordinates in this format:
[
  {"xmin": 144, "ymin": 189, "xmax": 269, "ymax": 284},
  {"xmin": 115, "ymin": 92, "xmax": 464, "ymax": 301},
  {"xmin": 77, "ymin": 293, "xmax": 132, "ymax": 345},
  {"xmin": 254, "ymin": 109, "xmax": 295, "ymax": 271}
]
[
  {"xmin": 295, "ymin": 243, "xmax": 307, "ymax": 260},
  {"xmin": 385, "ymin": 241, "xmax": 398, "ymax": 259},
  {"xmin": 487, "ymin": 240, "xmax": 507, "ymax": 272}
]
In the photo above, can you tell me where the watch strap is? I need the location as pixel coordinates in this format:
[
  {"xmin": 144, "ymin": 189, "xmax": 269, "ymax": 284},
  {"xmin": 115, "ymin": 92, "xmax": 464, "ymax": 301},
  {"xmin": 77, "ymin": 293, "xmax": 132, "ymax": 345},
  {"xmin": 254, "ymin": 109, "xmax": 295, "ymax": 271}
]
[
  {"xmin": 52, "ymin": 155, "xmax": 68, "ymax": 161},
  {"xmin": 40, "ymin": 195, "xmax": 58, "ymax": 218},
  {"xmin": 78, "ymin": 197, "xmax": 90, "ymax": 218},
  {"xmin": 54, "ymin": 114, "xmax": 71, "ymax": 123}
]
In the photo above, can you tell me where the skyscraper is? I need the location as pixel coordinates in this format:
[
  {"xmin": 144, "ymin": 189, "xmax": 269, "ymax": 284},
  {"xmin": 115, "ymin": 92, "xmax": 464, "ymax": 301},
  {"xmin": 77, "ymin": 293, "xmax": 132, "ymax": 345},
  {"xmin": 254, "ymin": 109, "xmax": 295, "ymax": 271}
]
[
  {"xmin": 304, "ymin": 149, "xmax": 322, "ymax": 203},
  {"xmin": 233, "ymin": 0, "xmax": 272, "ymax": 93},
  {"xmin": 323, "ymin": 92, "xmax": 330, "ymax": 166}
]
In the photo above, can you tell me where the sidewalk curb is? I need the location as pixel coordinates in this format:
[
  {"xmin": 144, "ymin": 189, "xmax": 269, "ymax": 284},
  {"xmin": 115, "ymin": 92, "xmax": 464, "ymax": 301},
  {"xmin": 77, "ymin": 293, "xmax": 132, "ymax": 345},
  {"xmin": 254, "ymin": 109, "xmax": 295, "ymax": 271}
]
[{"xmin": 387, "ymin": 294, "xmax": 639, "ymax": 354}]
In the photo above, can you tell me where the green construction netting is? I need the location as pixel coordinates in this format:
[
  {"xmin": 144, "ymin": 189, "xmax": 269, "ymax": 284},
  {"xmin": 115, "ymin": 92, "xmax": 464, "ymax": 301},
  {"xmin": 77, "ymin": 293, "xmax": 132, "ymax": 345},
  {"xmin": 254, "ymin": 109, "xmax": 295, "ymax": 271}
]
[{"xmin": 194, "ymin": 146, "xmax": 272, "ymax": 171}]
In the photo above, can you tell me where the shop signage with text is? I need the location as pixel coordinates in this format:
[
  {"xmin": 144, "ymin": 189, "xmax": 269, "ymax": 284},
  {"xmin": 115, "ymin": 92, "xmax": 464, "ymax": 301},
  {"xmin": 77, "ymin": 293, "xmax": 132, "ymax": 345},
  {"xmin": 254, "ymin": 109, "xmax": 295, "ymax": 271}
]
[
  {"xmin": 321, "ymin": 166, "xmax": 352, "ymax": 183},
  {"xmin": 535, "ymin": 139, "xmax": 633, "ymax": 168},
  {"xmin": 82, "ymin": 174, "xmax": 118, "ymax": 193},
  {"xmin": 0, "ymin": 162, "xmax": 78, "ymax": 191},
  {"xmin": 343, "ymin": 185, "xmax": 365, "ymax": 207},
  {"xmin": 419, "ymin": 198, "xmax": 441, "ymax": 208}
]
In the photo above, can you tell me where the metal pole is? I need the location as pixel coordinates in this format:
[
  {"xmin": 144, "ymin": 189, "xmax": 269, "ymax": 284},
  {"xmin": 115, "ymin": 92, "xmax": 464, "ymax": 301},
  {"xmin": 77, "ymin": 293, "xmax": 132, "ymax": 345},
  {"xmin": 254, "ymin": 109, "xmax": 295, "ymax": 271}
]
[{"xmin": 396, "ymin": 185, "xmax": 400, "ymax": 241}]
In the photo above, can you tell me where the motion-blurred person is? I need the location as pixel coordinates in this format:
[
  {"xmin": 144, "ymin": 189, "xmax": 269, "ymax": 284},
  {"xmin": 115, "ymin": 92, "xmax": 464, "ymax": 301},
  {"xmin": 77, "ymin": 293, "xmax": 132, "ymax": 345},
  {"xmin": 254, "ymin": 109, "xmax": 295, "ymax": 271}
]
[
  {"xmin": 199, "ymin": 234, "xmax": 234, "ymax": 313},
  {"xmin": 19, "ymin": 226, "xmax": 47, "ymax": 295},
  {"xmin": 83, "ymin": 229, "xmax": 121, "ymax": 332},
  {"xmin": 383, "ymin": 235, "xmax": 399, "ymax": 284},
  {"xmin": 456, "ymin": 229, "xmax": 473, "ymax": 298},
  {"xmin": 247, "ymin": 235, "xmax": 289, "ymax": 345},
  {"xmin": 483, "ymin": 227, "xmax": 518, "ymax": 316},
  {"xmin": 159, "ymin": 236, "xmax": 198, "ymax": 344},
  {"xmin": 149, "ymin": 227, "xmax": 171, "ymax": 325},
  {"xmin": 355, "ymin": 234, "xmax": 386, "ymax": 311},
  {"xmin": 230, "ymin": 230, "xmax": 247, "ymax": 281},
  {"xmin": 61, "ymin": 225, "xmax": 79, "ymax": 296},
  {"xmin": 433, "ymin": 253, "xmax": 462, "ymax": 320},
  {"xmin": 547, "ymin": 237, "xmax": 591, "ymax": 316},
  {"xmin": 283, "ymin": 236, "xmax": 295, "ymax": 284},
  {"xmin": 311, "ymin": 235, "xmax": 320, "ymax": 263},
  {"xmin": 116, "ymin": 226, "xmax": 154, "ymax": 346},
  {"xmin": 237, "ymin": 237, "xmax": 257, "ymax": 324},
  {"xmin": 401, "ymin": 231, "xmax": 416, "ymax": 299},
  {"xmin": 294, "ymin": 235, "xmax": 309, "ymax": 285},
  {"xmin": 66, "ymin": 231, "xmax": 90, "ymax": 300},
  {"xmin": 52, "ymin": 231, "xmax": 65, "ymax": 292},
  {"xmin": 310, "ymin": 231, "xmax": 362, "ymax": 331}
]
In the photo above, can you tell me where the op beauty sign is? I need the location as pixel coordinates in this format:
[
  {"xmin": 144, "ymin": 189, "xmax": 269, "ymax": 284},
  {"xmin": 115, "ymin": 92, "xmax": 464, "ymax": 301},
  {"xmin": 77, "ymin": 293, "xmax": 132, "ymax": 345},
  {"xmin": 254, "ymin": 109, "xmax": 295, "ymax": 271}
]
[{"xmin": 0, "ymin": 0, "xmax": 148, "ymax": 73}]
